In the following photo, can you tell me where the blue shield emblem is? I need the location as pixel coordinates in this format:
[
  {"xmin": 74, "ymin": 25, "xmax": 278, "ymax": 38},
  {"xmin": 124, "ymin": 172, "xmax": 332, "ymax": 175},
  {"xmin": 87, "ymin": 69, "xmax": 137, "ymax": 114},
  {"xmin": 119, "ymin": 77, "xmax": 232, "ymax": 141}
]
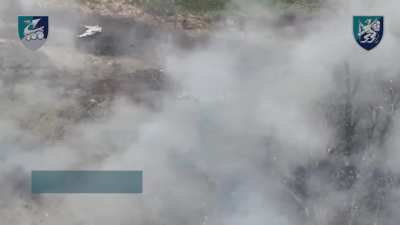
[
  {"xmin": 353, "ymin": 16, "xmax": 384, "ymax": 51},
  {"xmin": 18, "ymin": 16, "xmax": 49, "ymax": 50}
]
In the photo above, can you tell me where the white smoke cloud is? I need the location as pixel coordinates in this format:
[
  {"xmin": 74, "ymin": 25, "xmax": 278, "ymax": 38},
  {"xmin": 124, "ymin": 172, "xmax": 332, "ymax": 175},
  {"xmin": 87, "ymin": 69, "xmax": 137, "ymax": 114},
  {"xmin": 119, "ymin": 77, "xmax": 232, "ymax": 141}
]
[{"xmin": 2, "ymin": 0, "xmax": 400, "ymax": 225}]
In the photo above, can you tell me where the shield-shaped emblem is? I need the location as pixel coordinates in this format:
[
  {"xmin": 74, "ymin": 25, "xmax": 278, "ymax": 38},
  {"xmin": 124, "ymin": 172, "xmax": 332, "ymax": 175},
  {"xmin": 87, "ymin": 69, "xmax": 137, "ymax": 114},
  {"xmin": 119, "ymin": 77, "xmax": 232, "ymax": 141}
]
[
  {"xmin": 18, "ymin": 16, "xmax": 49, "ymax": 50},
  {"xmin": 353, "ymin": 16, "xmax": 384, "ymax": 51}
]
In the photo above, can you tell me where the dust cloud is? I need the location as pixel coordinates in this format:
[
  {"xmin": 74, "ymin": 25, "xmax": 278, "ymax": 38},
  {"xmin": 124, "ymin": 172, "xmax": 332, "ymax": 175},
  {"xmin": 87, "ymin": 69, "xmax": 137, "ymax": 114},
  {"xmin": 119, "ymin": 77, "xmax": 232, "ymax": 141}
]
[{"xmin": 1, "ymin": 0, "xmax": 400, "ymax": 225}]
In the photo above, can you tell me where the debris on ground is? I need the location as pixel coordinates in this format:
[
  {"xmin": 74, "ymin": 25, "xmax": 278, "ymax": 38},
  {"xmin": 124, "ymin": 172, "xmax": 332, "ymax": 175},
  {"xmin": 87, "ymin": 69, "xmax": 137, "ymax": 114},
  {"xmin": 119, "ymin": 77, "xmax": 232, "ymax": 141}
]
[{"xmin": 78, "ymin": 25, "xmax": 102, "ymax": 38}]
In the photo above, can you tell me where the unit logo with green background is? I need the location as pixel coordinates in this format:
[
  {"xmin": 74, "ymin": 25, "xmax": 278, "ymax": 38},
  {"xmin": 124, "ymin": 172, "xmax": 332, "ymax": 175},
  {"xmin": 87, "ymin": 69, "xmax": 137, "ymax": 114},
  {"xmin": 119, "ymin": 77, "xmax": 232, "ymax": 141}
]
[
  {"xmin": 18, "ymin": 16, "xmax": 49, "ymax": 50},
  {"xmin": 353, "ymin": 16, "xmax": 384, "ymax": 51}
]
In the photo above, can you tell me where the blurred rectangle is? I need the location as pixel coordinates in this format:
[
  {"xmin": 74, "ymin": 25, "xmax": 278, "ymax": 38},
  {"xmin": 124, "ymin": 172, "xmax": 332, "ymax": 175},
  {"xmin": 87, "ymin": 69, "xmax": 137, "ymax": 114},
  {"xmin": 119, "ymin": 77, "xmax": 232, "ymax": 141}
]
[{"xmin": 32, "ymin": 171, "xmax": 142, "ymax": 194}]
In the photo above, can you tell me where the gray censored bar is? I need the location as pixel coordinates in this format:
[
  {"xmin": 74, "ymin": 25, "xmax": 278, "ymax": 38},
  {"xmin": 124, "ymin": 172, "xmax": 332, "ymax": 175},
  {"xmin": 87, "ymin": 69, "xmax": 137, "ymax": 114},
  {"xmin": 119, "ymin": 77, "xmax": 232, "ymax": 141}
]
[{"xmin": 32, "ymin": 171, "xmax": 142, "ymax": 194}]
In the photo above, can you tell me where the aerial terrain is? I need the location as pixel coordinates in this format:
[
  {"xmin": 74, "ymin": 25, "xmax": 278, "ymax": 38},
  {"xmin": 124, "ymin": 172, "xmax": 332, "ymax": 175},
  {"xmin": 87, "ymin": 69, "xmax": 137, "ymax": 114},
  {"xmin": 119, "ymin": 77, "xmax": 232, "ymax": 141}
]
[{"xmin": 1, "ymin": 0, "xmax": 400, "ymax": 225}]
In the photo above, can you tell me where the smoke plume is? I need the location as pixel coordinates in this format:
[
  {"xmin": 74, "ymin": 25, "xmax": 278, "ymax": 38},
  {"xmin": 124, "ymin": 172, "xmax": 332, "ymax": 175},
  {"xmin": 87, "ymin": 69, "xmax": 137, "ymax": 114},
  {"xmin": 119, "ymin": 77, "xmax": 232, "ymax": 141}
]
[{"xmin": 1, "ymin": 0, "xmax": 400, "ymax": 225}]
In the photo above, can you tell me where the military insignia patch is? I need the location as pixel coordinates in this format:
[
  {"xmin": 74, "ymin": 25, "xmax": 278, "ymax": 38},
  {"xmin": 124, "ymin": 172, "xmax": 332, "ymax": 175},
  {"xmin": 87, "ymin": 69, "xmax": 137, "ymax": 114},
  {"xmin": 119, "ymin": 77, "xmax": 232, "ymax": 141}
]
[
  {"xmin": 353, "ymin": 16, "xmax": 384, "ymax": 51},
  {"xmin": 18, "ymin": 16, "xmax": 49, "ymax": 50}
]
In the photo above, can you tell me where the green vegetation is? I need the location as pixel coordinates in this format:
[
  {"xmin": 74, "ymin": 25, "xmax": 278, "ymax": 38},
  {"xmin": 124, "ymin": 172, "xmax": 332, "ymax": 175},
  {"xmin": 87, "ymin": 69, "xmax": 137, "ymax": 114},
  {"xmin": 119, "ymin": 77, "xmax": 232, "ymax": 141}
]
[
  {"xmin": 175, "ymin": 0, "xmax": 228, "ymax": 13},
  {"xmin": 125, "ymin": 0, "xmax": 229, "ymax": 16},
  {"xmin": 128, "ymin": 0, "xmax": 321, "ymax": 15},
  {"xmin": 77, "ymin": 0, "xmax": 321, "ymax": 17}
]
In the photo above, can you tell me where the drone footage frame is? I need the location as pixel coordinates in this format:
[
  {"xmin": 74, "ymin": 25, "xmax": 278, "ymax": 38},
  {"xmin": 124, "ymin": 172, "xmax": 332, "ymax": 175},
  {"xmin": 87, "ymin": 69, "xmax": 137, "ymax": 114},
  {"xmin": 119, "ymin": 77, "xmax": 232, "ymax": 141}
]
[{"xmin": 0, "ymin": 0, "xmax": 399, "ymax": 225}]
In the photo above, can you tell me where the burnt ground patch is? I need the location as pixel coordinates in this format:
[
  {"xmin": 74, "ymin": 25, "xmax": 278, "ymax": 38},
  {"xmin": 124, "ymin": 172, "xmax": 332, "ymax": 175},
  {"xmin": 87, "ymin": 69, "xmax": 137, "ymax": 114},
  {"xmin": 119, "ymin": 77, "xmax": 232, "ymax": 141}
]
[
  {"xmin": 74, "ymin": 15, "xmax": 163, "ymax": 57},
  {"xmin": 78, "ymin": 68, "xmax": 171, "ymax": 119}
]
